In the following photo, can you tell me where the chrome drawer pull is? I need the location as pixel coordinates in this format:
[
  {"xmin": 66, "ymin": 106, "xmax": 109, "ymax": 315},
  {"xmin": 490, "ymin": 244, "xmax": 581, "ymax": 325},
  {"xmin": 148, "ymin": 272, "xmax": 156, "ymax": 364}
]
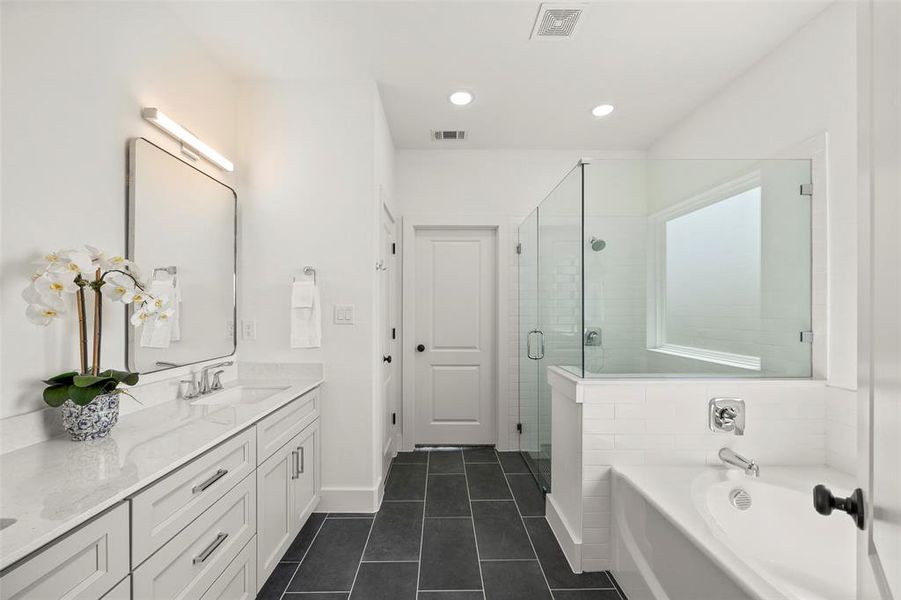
[
  {"xmin": 193, "ymin": 532, "xmax": 228, "ymax": 564},
  {"xmin": 291, "ymin": 450, "xmax": 299, "ymax": 480},
  {"xmin": 298, "ymin": 446, "xmax": 305, "ymax": 474},
  {"xmin": 192, "ymin": 469, "xmax": 229, "ymax": 494}
]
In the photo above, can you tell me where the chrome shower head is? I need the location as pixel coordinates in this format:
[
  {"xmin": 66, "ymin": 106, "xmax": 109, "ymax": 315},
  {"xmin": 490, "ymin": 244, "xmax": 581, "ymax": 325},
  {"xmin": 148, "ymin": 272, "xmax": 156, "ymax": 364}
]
[{"xmin": 589, "ymin": 237, "xmax": 606, "ymax": 252}]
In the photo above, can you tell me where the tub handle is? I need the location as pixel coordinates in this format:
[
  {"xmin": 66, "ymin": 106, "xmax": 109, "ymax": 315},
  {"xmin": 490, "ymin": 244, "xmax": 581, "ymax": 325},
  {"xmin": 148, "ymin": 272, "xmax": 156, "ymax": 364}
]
[{"xmin": 813, "ymin": 484, "xmax": 865, "ymax": 530}]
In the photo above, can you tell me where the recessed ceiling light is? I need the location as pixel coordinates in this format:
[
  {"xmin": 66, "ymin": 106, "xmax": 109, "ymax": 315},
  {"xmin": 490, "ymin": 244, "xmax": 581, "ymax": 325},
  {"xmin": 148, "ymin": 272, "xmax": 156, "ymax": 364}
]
[
  {"xmin": 591, "ymin": 104, "xmax": 615, "ymax": 118},
  {"xmin": 449, "ymin": 91, "xmax": 474, "ymax": 106}
]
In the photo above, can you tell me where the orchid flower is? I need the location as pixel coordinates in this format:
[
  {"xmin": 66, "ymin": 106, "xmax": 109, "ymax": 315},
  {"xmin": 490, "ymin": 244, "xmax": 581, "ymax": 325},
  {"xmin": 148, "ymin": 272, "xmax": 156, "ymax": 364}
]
[
  {"xmin": 34, "ymin": 273, "xmax": 79, "ymax": 297},
  {"xmin": 25, "ymin": 294, "xmax": 66, "ymax": 326},
  {"xmin": 130, "ymin": 306, "xmax": 153, "ymax": 327},
  {"xmin": 33, "ymin": 250, "xmax": 69, "ymax": 273},
  {"xmin": 100, "ymin": 273, "xmax": 136, "ymax": 303},
  {"xmin": 60, "ymin": 250, "xmax": 95, "ymax": 277}
]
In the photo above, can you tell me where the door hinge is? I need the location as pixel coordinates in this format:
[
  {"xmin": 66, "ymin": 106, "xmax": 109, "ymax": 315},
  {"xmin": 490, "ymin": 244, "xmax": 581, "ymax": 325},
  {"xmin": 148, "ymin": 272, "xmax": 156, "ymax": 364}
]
[
  {"xmin": 516, "ymin": 243, "xmax": 522, "ymax": 255},
  {"xmin": 800, "ymin": 331, "xmax": 814, "ymax": 343},
  {"xmin": 516, "ymin": 423, "xmax": 523, "ymax": 434},
  {"xmin": 392, "ymin": 327, "xmax": 396, "ymax": 340},
  {"xmin": 392, "ymin": 412, "xmax": 396, "ymax": 425},
  {"xmin": 800, "ymin": 183, "xmax": 813, "ymax": 196},
  {"xmin": 391, "ymin": 242, "xmax": 396, "ymax": 255}
]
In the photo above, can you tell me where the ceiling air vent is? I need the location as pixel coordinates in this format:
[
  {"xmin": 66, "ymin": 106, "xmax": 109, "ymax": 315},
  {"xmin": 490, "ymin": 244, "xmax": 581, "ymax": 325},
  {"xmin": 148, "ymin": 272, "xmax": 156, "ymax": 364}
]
[
  {"xmin": 431, "ymin": 130, "xmax": 466, "ymax": 141},
  {"xmin": 530, "ymin": 4, "xmax": 584, "ymax": 39}
]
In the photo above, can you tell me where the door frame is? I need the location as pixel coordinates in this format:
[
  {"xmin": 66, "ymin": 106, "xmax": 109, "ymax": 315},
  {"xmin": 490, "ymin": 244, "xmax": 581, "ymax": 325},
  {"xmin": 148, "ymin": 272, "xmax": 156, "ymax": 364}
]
[{"xmin": 401, "ymin": 215, "xmax": 514, "ymax": 451}]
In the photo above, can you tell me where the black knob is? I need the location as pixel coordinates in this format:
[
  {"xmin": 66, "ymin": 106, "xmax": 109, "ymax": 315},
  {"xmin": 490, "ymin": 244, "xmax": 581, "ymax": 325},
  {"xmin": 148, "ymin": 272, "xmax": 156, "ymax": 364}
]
[
  {"xmin": 416, "ymin": 344, "xmax": 425, "ymax": 352},
  {"xmin": 383, "ymin": 355, "xmax": 392, "ymax": 363},
  {"xmin": 813, "ymin": 484, "xmax": 865, "ymax": 530}
]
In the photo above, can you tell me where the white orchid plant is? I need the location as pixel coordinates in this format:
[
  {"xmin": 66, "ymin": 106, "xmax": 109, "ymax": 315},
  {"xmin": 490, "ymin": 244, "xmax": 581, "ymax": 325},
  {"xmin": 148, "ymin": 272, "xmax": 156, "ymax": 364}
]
[{"xmin": 23, "ymin": 245, "xmax": 169, "ymax": 408}]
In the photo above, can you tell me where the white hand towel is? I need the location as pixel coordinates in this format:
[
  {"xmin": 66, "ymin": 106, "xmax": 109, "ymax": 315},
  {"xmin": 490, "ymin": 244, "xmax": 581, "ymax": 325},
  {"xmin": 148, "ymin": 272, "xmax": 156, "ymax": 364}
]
[
  {"xmin": 147, "ymin": 279, "xmax": 180, "ymax": 342},
  {"xmin": 140, "ymin": 311, "xmax": 173, "ymax": 348},
  {"xmin": 291, "ymin": 282, "xmax": 321, "ymax": 348},
  {"xmin": 291, "ymin": 281, "xmax": 315, "ymax": 308}
]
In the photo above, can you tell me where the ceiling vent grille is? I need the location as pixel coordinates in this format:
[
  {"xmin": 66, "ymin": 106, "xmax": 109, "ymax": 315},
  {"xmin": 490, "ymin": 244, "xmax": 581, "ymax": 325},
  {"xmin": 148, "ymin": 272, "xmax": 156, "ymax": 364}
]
[
  {"xmin": 431, "ymin": 130, "xmax": 466, "ymax": 141},
  {"xmin": 531, "ymin": 4, "xmax": 584, "ymax": 39}
]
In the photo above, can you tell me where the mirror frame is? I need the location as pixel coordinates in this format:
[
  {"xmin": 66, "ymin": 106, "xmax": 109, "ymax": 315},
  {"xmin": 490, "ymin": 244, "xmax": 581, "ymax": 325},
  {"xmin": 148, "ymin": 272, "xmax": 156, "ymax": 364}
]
[{"xmin": 125, "ymin": 137, "xmax": 238, "ymax": 375}]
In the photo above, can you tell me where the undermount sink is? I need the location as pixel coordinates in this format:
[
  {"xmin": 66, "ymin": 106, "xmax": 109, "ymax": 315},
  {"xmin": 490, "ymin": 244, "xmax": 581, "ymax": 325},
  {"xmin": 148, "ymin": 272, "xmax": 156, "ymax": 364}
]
[
  {"xmin": 191, "ymin": 385, "xmax": 290, "ymax": 406},
  {"xmin": 0, "ymin": 518, "xmax": 17, "ymax": 531}
]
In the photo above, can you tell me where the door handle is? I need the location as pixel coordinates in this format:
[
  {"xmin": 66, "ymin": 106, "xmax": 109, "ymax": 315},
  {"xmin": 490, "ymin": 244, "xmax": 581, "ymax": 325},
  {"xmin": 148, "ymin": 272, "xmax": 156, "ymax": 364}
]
[
  {"xmin": 193, "ymin": 532, "xmax": 228, "ymax": 564},
  {"xmin": 192, "ymin": 469, "xmax": 228, "ymax": 494},
  {"xmin": 813, "ymin": 484, "xmax": 865, "ymax": 530},
  {"xmin": 298, "ymin": 446, "xmax": 305, "ymax": 474},
  {"xmin": 383, "ymin": 355, "xmax": 392, "ymax": 363},
  {"xmin": 527, "ymin": 330, "xmax": 545, "ymax": 360},
  {"xmin": 416, "ymin": 344, "xmax": 425, "ymax": 352},
  {"xmin": 291, "ymin": 449, "xmax": 299, "ymax": 480}
]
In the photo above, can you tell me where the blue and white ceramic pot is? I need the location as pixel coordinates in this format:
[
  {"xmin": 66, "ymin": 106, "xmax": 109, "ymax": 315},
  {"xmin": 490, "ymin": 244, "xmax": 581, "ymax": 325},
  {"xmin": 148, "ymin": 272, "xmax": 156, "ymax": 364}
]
[{"xmin": 61, "ymin": 391, "xmax": 120, "ymax": 441}]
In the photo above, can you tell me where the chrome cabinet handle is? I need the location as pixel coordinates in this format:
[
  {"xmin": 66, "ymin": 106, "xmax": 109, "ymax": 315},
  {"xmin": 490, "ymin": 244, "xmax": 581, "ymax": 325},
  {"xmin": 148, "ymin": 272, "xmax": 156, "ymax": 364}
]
[
  {"xmin": 192, "ymin": 469, "xmax": 228, "ymax": 494},
  {"xmin": 298, "ymin": 446, "xmax": 305, "ymax": 474},
  {"xmin": 291, "ymin": 450, "xmax": 299, "ymax": 480},
  {"xmin": 192, "ymin": 532, "xmax": 228, "ymax": 564}
]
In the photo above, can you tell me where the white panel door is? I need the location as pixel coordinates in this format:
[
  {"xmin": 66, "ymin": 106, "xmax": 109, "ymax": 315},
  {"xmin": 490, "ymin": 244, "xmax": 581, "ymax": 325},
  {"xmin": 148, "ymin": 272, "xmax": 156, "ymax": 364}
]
[
  {"xmin": 380, "ymin": 205, "xmax": 399, "ymax": 467},
  {"xmin": 413, "ymin": 228, "xmax": 496, "ymax": 444}
]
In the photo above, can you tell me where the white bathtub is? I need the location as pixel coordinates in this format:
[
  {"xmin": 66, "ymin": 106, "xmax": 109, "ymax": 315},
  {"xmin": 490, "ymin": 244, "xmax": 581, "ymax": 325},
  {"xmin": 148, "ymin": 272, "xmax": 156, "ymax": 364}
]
[{"xmin": 611, "ymin": 465, "xmax": 857, "ymax": 600}]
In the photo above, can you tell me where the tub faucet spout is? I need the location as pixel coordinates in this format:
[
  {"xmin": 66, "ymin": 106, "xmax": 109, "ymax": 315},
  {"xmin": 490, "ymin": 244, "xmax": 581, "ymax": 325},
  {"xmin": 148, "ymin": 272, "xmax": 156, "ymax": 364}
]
[{"xmin": 719, "ymin": 448, "xmax": 760, "ymax": 477}]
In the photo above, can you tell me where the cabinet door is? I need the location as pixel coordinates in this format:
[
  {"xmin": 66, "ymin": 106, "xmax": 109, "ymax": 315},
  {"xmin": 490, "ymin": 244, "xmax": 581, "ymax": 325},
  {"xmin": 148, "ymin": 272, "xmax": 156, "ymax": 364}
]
[
  {"xmin": 255, "ymin": 443, "xmax": 295, "ymax": 590},
  {"xmin": 291, "ymin": 421, "xmax": 320, "ymax": 531},
  {"xmin": 200, "ymin": 538, "xmax": 256, "ymax": 600}
]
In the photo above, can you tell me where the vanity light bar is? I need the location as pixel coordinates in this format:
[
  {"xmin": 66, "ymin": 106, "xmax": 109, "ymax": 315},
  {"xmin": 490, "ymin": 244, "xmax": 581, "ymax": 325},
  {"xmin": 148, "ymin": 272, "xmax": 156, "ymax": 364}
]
[{"xmin": 141, "ymin": 107, "xmax": 234, "ymax": 172}]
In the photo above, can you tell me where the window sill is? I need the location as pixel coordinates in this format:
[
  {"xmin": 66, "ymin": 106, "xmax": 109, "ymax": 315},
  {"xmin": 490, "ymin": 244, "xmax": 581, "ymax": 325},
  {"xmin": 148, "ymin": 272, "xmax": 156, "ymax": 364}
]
[{"xmin": 648, "ymin": 344, "xmax": 761, "ymax": 371}]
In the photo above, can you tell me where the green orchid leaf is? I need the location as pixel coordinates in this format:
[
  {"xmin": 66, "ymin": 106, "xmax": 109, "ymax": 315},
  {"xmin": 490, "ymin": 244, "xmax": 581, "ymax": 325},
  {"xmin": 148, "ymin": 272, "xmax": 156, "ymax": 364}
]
[
  {"xmin": 73, "ymin": 375, "xmax": 116, "ymax": 388},
  {"xmin": 43, "ymin": 384, "xmax": 70, "ymax": 407},
  {"xmin": 98, "ymin": 369, "xmax": 139, "ymax": 386},
  {"xmin": 67, "ymin": 382, "xmax": 108, "ymax": 406},
  {"xmin": 42, "ymin": 371, "xmax": 78, "ymax": 385}
]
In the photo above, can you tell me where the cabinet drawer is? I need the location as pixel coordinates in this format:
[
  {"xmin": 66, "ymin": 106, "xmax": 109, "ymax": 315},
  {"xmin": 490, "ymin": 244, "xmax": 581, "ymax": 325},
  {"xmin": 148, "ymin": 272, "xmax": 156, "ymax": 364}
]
[
  {"xmin": 199, "ymin": 538, "xmax": 256, "ymax": 600},
  {"xmin": 131, "ymin": 429, "xmax": 256, "ymax": 567},
  {"xmin": 256, "ymin": 389, "xmax": 319, "ymax": 464},
  {"xmin": 0, "ymin": 503, "xmax": 129, "ymax": 600},
  {"xmin": 132, "ymin": 475, "xmax": 255, "ymax": 600}
]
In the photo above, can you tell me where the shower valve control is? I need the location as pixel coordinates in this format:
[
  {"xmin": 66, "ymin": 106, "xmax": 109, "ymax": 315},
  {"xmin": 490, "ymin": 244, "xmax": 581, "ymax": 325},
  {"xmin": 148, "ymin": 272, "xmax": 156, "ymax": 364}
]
[
  {"xmin": 709, "ymin": 398, "xmax": 746, "ymax": 436},
  {"xmin": 584, "ymin": 327, "xmax": 602, "ymax": 347}
]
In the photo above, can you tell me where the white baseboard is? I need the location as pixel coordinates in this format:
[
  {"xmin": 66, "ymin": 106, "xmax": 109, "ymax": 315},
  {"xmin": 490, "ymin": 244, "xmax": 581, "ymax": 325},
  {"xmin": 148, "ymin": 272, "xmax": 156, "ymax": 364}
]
[
  {"xmin": 546, "ymin": 493, "xmax": 582, "ymax": 573},
  {"xmin": 319, "ymin": 483, "xmax": 381, "ymax": 513}
]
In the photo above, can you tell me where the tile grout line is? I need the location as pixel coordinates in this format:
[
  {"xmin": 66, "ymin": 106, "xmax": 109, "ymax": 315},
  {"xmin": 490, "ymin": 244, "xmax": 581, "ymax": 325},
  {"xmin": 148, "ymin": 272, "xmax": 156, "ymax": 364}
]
[
  {"xmin": 415, "ymin": 450, "xmax": 430, "ymax": 598},
  {"xmin": 279, "ymin": 513, "xmax": 329, "ymax": 600},
  {"xmin": 495, "ymin": 449, "xmax": 556, "ymax": 600},
  {"xmin": 462, "ymin": 452, "xmax": 488, "ymax": 600},
  {"xmin": 346, "ymin": 505, "xmax": 378, "ymax": 598}
]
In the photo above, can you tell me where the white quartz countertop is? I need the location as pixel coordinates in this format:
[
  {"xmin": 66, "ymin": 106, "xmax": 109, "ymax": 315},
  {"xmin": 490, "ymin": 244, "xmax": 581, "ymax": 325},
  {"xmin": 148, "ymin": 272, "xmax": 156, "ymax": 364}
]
[{"xmin": 0, "ymin": 377, "xmax": 323, "ymax": 571}]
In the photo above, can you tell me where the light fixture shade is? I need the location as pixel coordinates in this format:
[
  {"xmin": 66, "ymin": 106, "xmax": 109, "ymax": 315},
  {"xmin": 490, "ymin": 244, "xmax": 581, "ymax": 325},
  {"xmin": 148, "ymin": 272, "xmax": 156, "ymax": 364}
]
[
  {"xmin": 591, "ymin": 104, "xmax": 615, "ymax": 118},
  {"xmin": 141, "ymin": 108, "xmax": 234, "ymax": 172}
]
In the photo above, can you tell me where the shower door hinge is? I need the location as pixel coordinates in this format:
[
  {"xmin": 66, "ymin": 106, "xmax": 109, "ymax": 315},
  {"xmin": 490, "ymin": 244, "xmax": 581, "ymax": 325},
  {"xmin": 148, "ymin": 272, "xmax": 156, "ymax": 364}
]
[
  {"xmin": 800, "ymin": 184, "xmax": 813, "ymax": 196},
  {"xmin": 516, "ymin": 423, "xmax": 523, "ymax": 434},
  {"xmin": 516, "ymin": 243, "xmax": 522, "ymax": 255},
  {"xmin": 800, "ymin": 331, "xmax": 814, "ymax": 343}
]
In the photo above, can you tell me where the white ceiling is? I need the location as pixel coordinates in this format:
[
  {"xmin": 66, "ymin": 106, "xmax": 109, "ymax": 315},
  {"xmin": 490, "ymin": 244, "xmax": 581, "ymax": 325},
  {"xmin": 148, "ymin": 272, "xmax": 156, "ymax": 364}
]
[{"xmin": 170, "ymin": 1, "xmax": 831, "ymax": 150}]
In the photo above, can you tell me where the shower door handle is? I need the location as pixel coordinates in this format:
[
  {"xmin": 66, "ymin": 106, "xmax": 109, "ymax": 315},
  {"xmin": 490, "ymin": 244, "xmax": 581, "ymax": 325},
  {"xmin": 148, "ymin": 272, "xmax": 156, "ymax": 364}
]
[{"xmin": 527, "ymin": 329, "xmax": 545, "ymax": 360}]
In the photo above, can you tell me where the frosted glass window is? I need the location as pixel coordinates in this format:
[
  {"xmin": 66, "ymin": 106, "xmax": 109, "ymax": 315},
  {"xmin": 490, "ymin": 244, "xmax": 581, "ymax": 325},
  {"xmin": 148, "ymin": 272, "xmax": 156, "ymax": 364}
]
[{"xmin": 663, "ymin": 186, "xmax": 761, "ymax": 368}]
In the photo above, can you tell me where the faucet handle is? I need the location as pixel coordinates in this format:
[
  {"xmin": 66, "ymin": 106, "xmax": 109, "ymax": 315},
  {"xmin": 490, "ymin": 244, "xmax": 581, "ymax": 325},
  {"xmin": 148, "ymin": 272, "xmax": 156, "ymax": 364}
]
[
  {"xmin": 210, "ymin": 370, "xmax": 225, "ymax": 391},
  {"xmin": 709, "ymin": 398, "xmax": 746, "ymax": 436},
  {"xmin": 180, "ymin": 374, "xmax": 199, "ymax": 399}
]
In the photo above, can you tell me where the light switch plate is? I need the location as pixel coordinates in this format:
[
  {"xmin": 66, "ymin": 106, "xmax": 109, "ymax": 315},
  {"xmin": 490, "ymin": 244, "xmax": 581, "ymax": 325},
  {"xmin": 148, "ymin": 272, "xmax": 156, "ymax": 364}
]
[
  {"xmin": 334, "ymin": 304, "xmax": 355, "ymax": 324},
  {"xmin": 241, "ymin": 319, "xmax": 257, "ymax": 340}
]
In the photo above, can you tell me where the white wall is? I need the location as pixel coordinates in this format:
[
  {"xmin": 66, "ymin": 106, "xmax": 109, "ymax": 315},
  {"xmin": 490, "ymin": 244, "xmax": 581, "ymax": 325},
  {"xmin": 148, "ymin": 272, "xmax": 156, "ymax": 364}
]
[
  {"xmin": 0, "ymin": 1, "xmax": 239, "ymax": 450},
  {"xmin": 237, "ymin": 80, "xmax": 393, "ymax": 511},
  {"xmin": 648, "ymin": 2, "xmax": 858, "ymax": 391}
]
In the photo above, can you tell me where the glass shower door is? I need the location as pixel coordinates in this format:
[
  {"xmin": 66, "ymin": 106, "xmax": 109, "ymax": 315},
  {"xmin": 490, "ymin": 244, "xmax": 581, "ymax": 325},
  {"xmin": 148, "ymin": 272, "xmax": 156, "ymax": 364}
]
[{"xmin": 518, "ymin": 209, "xmax": 543, "ymax": 488}]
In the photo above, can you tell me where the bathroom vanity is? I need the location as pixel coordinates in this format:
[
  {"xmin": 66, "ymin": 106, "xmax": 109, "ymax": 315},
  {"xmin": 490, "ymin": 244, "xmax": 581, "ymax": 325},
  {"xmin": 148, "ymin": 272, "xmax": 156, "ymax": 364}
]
[{"xmin": 0, "ymin": 377, "xmax": 322, "ymax": 600}]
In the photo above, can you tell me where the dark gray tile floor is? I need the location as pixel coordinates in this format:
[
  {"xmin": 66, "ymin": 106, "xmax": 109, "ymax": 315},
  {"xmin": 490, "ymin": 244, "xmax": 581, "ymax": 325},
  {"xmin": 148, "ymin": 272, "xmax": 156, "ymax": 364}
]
[{"xmin": 257, "ymin": 448, "xmax": 625, "ymax": 600}]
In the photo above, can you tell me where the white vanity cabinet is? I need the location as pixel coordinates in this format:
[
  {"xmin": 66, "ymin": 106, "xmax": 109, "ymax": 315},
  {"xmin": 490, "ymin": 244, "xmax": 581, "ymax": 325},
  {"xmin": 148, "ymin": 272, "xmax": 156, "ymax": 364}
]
[
  {"xmin": 0, "ymin": 503, "xmax": 129, "ymax": 600},
  {"xmin": 256, "ymin": 420, "xmax": 320, "ymax": 586},
  {"xmin": 0, "ymin": 384, "xmax": 321, "ymax": 600}
]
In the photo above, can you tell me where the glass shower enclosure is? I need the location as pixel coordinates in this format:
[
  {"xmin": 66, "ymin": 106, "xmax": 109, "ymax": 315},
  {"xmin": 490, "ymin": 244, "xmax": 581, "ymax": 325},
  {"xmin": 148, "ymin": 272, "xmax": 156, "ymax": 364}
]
[{"xmin": 518, "ymin": 159, "xmax": 814, "ymax": 492}]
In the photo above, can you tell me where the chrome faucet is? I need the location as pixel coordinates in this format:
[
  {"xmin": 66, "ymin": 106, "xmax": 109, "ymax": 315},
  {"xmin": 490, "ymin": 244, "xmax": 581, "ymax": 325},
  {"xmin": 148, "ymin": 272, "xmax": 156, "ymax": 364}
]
[
  {"xmin": 709, "ymin": 398, "xmax": 746, "ymax": 436},
  {"xmin": 199, "ymin": 361, "xmax": 234, "ymax": 394},
  {"xmin": 719, "ymin": 447, "xmax": 760, "ymax": 477}
]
